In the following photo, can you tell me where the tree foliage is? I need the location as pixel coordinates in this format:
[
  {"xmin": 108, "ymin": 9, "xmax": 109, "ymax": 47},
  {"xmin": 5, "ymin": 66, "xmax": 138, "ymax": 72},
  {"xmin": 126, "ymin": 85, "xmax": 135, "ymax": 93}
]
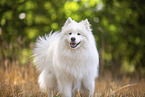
[{"xmin": 0, "ymin": 0, "xmax": 145, "ymax": 76}]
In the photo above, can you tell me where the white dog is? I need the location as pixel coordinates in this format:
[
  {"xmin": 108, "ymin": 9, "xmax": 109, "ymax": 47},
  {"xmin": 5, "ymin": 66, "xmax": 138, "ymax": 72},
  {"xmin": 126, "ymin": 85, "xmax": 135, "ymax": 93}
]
[{"xmin": 32, "ymin": 17, "xmax": 99, "ymax": 97}]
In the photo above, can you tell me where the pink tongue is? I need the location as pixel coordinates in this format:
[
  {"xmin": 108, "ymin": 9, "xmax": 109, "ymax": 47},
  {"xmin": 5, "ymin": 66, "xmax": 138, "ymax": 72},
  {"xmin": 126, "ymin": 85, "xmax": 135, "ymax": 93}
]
[{"xmin": 71, "ymin": 43, "xmax": 76, "ymax": 47}]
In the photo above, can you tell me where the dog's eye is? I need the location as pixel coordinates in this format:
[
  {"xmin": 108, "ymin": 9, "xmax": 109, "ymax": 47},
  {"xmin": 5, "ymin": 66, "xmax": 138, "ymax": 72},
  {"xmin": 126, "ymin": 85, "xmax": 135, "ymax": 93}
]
[
  {"xmin": 69, "ymin": 32, "xmax": 72, "ymax": 35},
  {"xmin": 77, "ymin": 33, "xmax": 81, "ymax": 35}
]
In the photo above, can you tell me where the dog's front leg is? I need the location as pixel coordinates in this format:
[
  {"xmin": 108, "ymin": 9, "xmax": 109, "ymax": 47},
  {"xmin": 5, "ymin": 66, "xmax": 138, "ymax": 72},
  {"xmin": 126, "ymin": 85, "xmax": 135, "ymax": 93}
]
[
  {"xmin": 58, "ymin": 79, "xmax": 72, "ymax": 97},
  {"xmin": 82, "ymin": 79, "xmax": 95, "ymax": 97}
]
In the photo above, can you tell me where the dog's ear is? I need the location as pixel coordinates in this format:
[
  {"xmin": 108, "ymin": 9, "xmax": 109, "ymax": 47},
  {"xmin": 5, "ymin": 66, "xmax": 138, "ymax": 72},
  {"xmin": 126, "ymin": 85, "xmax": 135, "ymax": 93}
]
[
  {"xmin": 64, "ymin": 17, "xmax": 73, "ymax": 26},
  {"xmin": 81, "ymin": 19, "xmax": 92, "ymax": 32}
]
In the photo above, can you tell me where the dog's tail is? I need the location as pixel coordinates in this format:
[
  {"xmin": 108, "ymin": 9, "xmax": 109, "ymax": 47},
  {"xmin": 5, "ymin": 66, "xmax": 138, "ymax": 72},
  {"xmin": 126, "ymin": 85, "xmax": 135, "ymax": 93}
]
[{"xmin": 32, "ymin": 31, "xmax": 59, "ymax": 72}]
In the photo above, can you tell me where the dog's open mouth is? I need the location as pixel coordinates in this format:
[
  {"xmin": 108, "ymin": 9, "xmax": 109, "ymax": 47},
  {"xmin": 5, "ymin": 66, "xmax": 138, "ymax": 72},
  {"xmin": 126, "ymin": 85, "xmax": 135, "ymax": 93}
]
[{"xmin": 70, "ymin": 42, "xmax": 81, "ymax": 48}]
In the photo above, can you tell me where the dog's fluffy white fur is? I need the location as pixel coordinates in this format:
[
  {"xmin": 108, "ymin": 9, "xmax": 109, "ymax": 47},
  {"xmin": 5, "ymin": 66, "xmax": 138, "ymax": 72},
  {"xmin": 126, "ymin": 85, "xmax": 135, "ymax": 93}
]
[{"xmin": 32, "ymin": 17, "xmax": 99, "ymax": 97}]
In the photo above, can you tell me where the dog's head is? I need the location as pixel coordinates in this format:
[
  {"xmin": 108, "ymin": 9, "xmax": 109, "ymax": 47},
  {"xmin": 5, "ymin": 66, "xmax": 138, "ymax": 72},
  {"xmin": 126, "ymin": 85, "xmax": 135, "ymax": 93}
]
[{"xmin": 61, "ymin": 17, "xmax": 92, "ymax": 49}]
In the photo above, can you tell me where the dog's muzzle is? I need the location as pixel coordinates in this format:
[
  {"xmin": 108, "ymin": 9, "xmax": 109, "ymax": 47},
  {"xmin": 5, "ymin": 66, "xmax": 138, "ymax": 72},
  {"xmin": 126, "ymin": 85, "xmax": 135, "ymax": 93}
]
[{"xmin": 70, "ymin": 37, "xmax": 81, "ymax": 49}]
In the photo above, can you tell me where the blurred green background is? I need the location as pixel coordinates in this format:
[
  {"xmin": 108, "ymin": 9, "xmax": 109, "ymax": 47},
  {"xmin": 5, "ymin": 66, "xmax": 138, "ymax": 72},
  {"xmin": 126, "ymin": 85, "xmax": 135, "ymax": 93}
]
[{"xmin": 0, "ymin": 0, "xmax": 145, "ymax": 78}]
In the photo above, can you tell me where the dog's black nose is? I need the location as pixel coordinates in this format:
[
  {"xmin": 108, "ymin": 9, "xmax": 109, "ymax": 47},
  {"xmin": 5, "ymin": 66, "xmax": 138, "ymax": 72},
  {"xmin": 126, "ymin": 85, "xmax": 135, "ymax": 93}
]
[{"xmin": 71, "ymin": 37, "xmax": 75, "ymax": 41}]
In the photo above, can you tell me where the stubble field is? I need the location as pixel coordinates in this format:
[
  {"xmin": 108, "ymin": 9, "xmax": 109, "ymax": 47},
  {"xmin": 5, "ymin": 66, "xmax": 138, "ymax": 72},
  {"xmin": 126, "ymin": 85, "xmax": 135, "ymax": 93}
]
[{"xmin": 0, "ymin": 63, "xmax": 144, "ymax": 97}]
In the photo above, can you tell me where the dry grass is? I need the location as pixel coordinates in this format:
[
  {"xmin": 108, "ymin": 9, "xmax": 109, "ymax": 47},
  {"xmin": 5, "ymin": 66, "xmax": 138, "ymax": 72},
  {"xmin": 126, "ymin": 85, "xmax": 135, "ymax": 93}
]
[{"xmin": 0, "ymin": 62, "xmax": 145, "ymax": 97}]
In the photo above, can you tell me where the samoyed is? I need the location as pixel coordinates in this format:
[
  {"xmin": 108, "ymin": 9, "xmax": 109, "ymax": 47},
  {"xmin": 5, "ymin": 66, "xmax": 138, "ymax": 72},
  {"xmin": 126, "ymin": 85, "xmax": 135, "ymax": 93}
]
[{"xmin": 32, "ymin": 17, "xmax": 99, "ymax": 97}]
